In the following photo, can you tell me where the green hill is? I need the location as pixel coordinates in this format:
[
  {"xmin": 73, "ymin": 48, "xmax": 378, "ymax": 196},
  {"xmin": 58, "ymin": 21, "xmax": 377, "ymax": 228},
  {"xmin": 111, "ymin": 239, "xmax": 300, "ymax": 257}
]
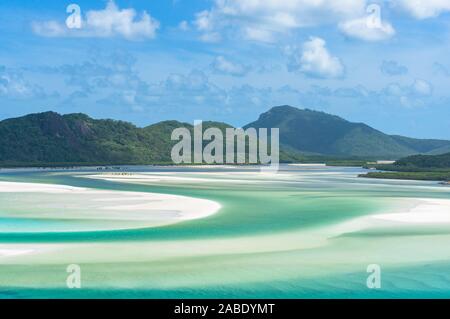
[
  {"xmin": 0, "ymin": 112, "xmax": 255, "ymax": 166},
  {"xmin": 245, "ymin": 106, "xmax": 450, "ymax": 159},
  {"xmin": 0, "ymin": 112, "xmax": 180, "ymax": 166},
  {"xmin": 390, "ymin": 135, "xmax": 450, "ymax": 155},
  {"xmin": 394, "ymin": 152, "xmax": 450, "ymax": 169},
  {"xmin": 361, "ymin": 152, "xmax": 450, "ymax": 182},
  {"xmin": 0, "ymin": 106, "xmax": 449, "ymax": 167}
]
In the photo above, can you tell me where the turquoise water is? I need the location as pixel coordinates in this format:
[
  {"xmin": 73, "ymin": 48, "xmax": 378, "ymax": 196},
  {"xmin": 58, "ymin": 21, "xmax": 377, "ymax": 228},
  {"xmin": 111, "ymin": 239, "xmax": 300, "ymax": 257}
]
[{"xmin": 0, "ymin": 165, "xmax": 449, "ymax": 298}]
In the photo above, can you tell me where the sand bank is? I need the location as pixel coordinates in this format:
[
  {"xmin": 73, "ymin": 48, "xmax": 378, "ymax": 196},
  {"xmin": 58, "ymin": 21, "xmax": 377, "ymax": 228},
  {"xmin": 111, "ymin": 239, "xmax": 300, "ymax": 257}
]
[
  {"xmin": 0, "ymin": 181, "xmax": 221, "ymax": 231},
  {"xmin": 372, "ymin": 198, "xmax": 450, "ymax": 224}
]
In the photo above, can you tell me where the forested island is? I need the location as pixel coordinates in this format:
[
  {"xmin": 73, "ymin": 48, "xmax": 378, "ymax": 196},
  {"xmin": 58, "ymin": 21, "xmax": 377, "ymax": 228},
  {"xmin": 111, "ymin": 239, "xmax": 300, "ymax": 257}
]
[{"xmin": 360, "ymin": 153, "xmax": 450, "ymax": 183}]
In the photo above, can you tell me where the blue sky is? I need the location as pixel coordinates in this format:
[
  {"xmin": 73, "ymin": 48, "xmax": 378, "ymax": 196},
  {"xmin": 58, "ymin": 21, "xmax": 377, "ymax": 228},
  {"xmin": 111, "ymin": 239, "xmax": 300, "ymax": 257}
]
[{"xmin": 0, "ymin": 0, "xmax": 449, "ymax": 139}]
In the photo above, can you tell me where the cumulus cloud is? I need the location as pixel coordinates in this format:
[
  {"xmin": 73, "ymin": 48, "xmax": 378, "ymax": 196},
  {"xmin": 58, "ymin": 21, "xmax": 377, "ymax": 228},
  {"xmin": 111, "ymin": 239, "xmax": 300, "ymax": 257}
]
[
  {"xmin": 384, "ymin": 79, "xmax": 433, "ymax": 107},
  {"xmin": 293, "ymin": 79, "xmax": 435, "ymax": 113},
  {"xmin": 243, "ymin": 27, "xmax": 276, "ymax": 43},
  {"xmin": 380, "ymin": 60, "xmax": 408, "ymax": 76},
  {"xmin": 40, "ymin": 51, "xmax": 146, "ymax": 93},
  {"xmin": 194, "ymin": 10, "xmax": 214, "ymax": 31},
  {"xmin": 193, "ymin": 10, "xmax": 221, "ymax": 42},
  {"xmin": 163, "ymin": 70, "xmax": 213, "ymax": 92},
  {"xmin": 96, "ymin": 68, "xmax": 226, "ymax": 111},
  {"xmin": 193, "ymin": 0, "xmax": 367, "ymax": 42},
  {"xmin": 411, "ymin": 79, "xmax": 433, "ymax": 96},
  {"xmin": 26, "ymin": 51, "xmax": 233, "ymax": 112},
  {"xmin": 392, "ymin": 0, "xmax": 450, "ymax": 19},
  {"xmin": 33, "ymin": 51, "xmax": 154, "ymax": 111},
  {"xmin": 32, "ymin": 1, "xmax": 159, "ymax": 40},
  {"xmin": 386, "ymin": 79, "xmax": 433, "ymax": 98},
  {"xmin": 211, "ymin": 56, "xmax": 250, "ymax": 77},
  {"xmin": 339, "ymin": 5, "xmax": 395, "ymax": 42},
  {"xmin": 286, "ymin": 37, "xmax": 345, "ymax": 79},
  {"xmin": 0, "ymin": 66, "xmax": 48, "ymax": 99},
  {"xmin": 31, "ymin": 21, "xmax": 67, "ymax": 37}
]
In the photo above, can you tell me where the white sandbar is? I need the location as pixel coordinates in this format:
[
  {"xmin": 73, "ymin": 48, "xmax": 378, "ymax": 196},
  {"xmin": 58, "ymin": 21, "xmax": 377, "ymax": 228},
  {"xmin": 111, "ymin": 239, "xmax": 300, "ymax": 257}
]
[
  {"xmin": 0, "ymin": 181, "xmax": 221, "ymax": 230},
  {"xmin": 372, "ymin": 198, "xmax": 450, "ymax": 224}
]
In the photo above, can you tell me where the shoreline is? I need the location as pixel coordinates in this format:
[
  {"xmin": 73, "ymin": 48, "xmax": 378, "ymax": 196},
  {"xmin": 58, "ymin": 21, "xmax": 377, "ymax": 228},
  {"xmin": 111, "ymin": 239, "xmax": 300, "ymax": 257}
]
[
  {"xmin": 359, "ymin": 171, "xmax": 450, "ymax": 183},
  {"xmin": 0, "ymin": 162, "xmax": 362, "ymax": 171},
  {"xmin": 0, "ymin": 181, "xmax": 222, "ymax": 233}
]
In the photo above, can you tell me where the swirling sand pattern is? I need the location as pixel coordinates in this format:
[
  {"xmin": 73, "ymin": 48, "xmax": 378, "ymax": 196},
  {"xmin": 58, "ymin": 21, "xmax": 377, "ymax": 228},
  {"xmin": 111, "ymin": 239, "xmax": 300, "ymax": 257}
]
[{"xmin": 0, "ymin": 165, "xmax": 449, "ymax": 298}]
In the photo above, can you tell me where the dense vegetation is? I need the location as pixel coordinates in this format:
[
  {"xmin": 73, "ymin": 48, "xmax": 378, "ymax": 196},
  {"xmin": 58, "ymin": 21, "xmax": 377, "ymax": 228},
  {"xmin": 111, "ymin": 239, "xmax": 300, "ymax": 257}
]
[
  {"xmin": 360, "ymin": 152, "xmax": 450, "ymax": 182},
  {"xmin": 0, "ymin": 112, "xmax": 180, "ymax": 166},
  {"xmin": 245, "ymin": 106, "xmax": 450, "ymax": 158},
  {"xmin": 0, "ymin": 106, "xmax": 449, "ymax": 167},
  {"xmin": 394, "ymin": 153, "xmax": 450, "ymax": 169},
  {"xmin": 0, "ymin": 111, "xmax": 303, "ymax": 167},
  {"xmin": 361, "ymin": 171, "xmax": 450, "ymax": 182}
]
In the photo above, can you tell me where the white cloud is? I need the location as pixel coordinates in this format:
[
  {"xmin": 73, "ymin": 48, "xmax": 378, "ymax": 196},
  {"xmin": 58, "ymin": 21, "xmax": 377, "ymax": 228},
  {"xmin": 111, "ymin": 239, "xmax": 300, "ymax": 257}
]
[
  {"xmin": 179, "ymin": 20, "xmax": 190, "ymax": 31},
  {"xmin": 287, "ymin": 37, "xmax": 345, "ymax": 79},
  {"xmin": 384, "ymin": 79, "xmax": 433, "ymax": 107},
  {"xmin": 37, "ymin": 51, "xmax": 149, "ymax": 104},
  {"xmin": 211, "ymin": 56, "xmax": 250, "ymax": 76},
  {"xmin": 194, "ymin": 10, "xmax": 214, "ymax": 31},
  {"xmin": 244, "ymin": 27, "xmax": 275, "ymax": 43},
  {"xmin": 392, "ymin": 0, "xmax": 450, "ymax": 19},
  {"xmin": 193, "ymin": 0, "xmax": 367, "ymax": 42},
  {"xmin": 380, "ymin": 60, "xmax": 408, "ymax": 76},
  {"xmin": 194, "ymin": 10, "xmax": 221, "ymax": 42},
  {"xmin": 339, "ymin": 16, "xmax": 395, "ymax": 41},
  {"xmin": 0, "ymin": 66, "xmax": 48, "ymax": 99},
  {"xmin": 215, "ymin": 0, "xmax": 366, "ymax": 26},
  {"xmin": 386, "ymin": 79, "xmax": 433, "ymax": 97},
  {"xmin": 31, "ymin": 21, "xmax": 67, "ymax": 37},
  {"xmin": 199, "ymin": 32, "xmax": 221, "ymax": 43},
  {"xmin": 412, "ymin": 79, "xmax": 433, "ymax": 96},
  {"xmin": 32, "ymin": 1, "xmax": 159, "ymax": 40}
]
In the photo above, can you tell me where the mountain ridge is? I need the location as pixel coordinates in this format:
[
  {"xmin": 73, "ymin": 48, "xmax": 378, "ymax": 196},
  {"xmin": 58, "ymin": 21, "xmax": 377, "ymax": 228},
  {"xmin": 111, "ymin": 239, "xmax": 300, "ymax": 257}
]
[
  {"xmin": 245, "ymin": 106, "xmax": 450, "ymax": 158},
  {"xmin": 1, "ymin": 106, "xmax": 449, "ymax": 166}
]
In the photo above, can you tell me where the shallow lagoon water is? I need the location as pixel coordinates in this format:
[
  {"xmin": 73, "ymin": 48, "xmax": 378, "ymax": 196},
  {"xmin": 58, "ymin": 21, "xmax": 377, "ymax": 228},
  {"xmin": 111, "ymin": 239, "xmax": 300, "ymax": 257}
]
[{"xmin": 0, "ymin": 165, "xmax": 449, "ymax": 298}]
